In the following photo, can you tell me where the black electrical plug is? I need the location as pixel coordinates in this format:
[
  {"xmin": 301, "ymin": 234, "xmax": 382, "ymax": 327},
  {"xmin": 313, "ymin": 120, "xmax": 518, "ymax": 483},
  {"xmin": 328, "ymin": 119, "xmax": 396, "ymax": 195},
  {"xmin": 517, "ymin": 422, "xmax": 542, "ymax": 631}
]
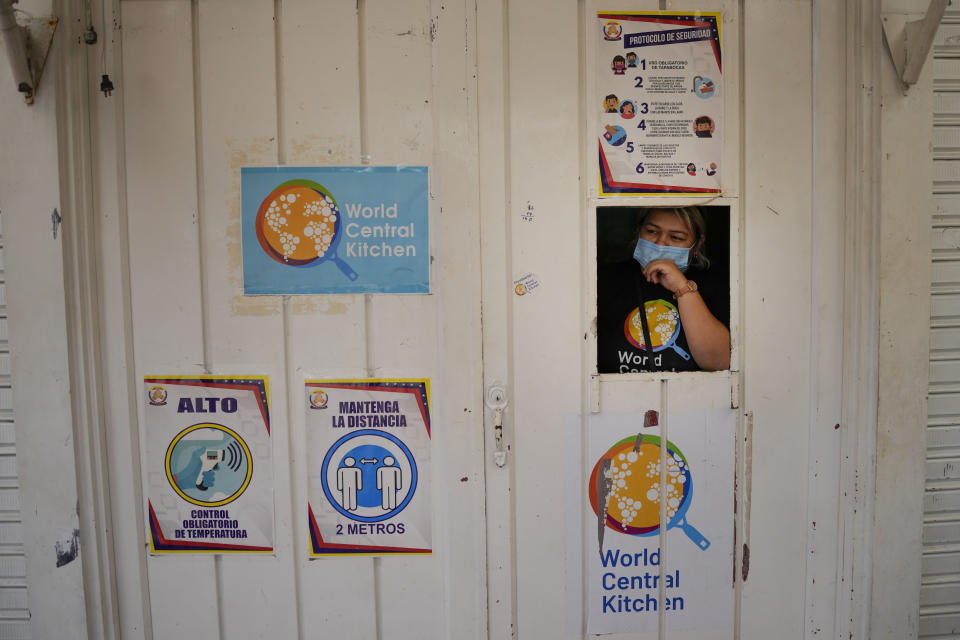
[{"xmin": 100, "ymin": 74, "xmax": 114, "ymax": 97}]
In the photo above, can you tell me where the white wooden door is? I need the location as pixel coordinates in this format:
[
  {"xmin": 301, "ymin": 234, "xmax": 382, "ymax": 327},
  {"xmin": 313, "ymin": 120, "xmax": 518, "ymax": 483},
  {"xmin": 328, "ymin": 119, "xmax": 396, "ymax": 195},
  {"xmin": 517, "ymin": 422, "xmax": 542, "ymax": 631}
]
[
  {"xmin": 103, "ymin": 0, "xmax": 488, "ymax": 637},
  {"xmin": 478, "ymin": 1, "xmax": 742, "ymax": 638}
]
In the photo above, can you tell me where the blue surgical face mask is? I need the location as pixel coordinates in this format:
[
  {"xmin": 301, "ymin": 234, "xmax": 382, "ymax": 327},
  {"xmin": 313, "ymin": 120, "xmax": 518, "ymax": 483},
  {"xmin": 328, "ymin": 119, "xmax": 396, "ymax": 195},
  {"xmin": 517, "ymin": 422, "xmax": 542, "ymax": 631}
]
[{"xmin": 632, "ymin": 237, "xmax": 692, "ymax": 272}]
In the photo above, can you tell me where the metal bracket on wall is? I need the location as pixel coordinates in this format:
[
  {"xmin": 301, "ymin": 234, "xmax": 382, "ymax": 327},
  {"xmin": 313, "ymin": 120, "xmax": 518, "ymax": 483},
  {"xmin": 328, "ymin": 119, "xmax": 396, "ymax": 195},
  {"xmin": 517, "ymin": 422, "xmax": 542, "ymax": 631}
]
[
  {"xmin": 882, "ymin": 0, "xmax": 949, "ymax": 90},
  {"xmin": 0, "ymin": 0, "xmax": 58, "ymax": 105}
]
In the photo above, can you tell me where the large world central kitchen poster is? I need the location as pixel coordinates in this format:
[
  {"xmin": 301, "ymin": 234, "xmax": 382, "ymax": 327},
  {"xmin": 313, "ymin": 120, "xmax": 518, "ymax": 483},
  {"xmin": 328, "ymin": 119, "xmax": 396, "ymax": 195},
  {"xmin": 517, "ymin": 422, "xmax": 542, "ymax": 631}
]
[{"xmin": 242, "ymin": 166, "xmax": 429, "ymax": 294}]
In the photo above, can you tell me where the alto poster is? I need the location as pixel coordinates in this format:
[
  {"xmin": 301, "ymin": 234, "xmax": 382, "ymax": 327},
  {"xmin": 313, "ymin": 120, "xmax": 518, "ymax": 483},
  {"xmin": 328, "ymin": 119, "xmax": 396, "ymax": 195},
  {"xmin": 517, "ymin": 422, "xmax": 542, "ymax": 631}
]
[
  {"xmin": 596, "ymin": 12, "xmax": 723, "ymax": 195},
  {"xmin": 305, "ymin": 379, "xmax": 432, "ymax": 557},
  {"xmin": 241, "ymin": 166, "xmax": 429, "ymax": 294},
  {"xmin": 586, "ymin": 410, "xmax": 734, "ymax": 634},
  {"xmin": 143, "ymin": 376, "xmax": 275, "ymax": 554}
]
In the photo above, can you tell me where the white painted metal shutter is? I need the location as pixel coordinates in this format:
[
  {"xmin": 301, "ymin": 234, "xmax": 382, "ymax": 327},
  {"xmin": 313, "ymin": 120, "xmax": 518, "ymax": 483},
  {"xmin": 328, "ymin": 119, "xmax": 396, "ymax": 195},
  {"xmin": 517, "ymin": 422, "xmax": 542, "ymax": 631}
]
[
  {"xmin": 925, "ymin": 12, "xmax": 960, "ymax": 637},
  {"xmin": 0, "ymin": 215, "xmax": 31, "ymax": 640}
]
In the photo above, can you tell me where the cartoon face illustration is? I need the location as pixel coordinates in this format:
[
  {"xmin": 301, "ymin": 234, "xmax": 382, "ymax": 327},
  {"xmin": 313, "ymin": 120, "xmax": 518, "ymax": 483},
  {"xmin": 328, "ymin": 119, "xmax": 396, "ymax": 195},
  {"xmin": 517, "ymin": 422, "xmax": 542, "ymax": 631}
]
[
  {"xmin": 612, "ymin": 56, "xmax": 626, "ymax": 74},
  {"xmin": 687, "ymin": 163, "xmax": 697, "ymax": 176},
  {"xmin": 694, "ymin": 116, "xmax": 714, "ymax": 138},
  {"xmin": 620, "ymin": 101, "xmax": 635, "ymax": 119},
  {"xmin": 604, "ymin": 95, "xmax": 619, "ymax": 113},
  {"xmin": 626, "ymin": 52, "xmax": 638, "ymax": 67}
]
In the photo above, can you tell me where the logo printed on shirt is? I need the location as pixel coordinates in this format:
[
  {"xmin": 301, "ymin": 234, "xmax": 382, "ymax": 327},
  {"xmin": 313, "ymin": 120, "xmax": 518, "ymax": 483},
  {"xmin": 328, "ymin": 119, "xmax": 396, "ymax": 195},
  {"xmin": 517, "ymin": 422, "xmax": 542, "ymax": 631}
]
[{"xmin": 624, "ymin": 299, "xmax": 681, "ymax": 350}]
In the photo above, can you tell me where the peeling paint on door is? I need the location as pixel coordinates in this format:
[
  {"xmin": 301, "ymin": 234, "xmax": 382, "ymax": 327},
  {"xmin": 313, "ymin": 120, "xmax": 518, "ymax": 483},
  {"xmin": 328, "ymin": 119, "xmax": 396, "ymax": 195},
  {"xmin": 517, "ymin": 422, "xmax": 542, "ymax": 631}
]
[{"xmin": 54, "ymin": 528, "xmax": 79, "ymax": 568}]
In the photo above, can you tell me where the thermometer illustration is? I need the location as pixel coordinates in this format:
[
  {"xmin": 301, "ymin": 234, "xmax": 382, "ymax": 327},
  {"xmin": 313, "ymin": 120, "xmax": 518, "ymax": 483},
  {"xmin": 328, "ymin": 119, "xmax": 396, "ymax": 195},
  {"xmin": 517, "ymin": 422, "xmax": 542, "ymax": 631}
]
[{"xmin": 196, "ymin": 448, "xmax": 224, "ymax": 490}]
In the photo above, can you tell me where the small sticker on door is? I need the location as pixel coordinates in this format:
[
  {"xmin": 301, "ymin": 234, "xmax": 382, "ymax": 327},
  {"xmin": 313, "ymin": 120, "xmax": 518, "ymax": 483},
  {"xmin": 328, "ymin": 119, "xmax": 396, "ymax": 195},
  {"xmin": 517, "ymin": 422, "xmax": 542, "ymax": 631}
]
[{"xmin": 514, "ymin": 273, "xmax": 541, "ymax": 296}]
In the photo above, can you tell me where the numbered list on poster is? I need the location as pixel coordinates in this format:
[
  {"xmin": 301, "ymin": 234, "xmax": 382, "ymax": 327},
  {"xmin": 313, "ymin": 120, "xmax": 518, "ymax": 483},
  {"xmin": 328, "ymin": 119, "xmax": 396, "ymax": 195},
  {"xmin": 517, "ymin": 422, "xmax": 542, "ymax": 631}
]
[{"xmin": 596, "ymin": 12, "xmax": 723, "ymax": 195}]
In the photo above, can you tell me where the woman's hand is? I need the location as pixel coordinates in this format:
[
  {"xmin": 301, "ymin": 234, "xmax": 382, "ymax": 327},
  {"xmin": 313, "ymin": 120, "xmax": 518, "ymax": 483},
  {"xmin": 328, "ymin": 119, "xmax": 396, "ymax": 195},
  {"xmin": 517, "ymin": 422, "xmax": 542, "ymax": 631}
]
[
  {"xmin": 643, "ymin": 259, "xmax": 730, "ymax": 371},
  {"xmin": 642, "ymin": 259, "xmax": 689, "ymax": 293}
]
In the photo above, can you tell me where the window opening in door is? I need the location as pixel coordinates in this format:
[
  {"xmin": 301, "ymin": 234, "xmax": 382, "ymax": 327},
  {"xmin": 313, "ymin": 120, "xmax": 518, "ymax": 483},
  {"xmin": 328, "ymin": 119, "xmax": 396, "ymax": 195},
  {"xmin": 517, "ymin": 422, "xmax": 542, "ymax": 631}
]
[{"xmin": 596, "ymin": 205, "xmax": 730, "ymax": 374}]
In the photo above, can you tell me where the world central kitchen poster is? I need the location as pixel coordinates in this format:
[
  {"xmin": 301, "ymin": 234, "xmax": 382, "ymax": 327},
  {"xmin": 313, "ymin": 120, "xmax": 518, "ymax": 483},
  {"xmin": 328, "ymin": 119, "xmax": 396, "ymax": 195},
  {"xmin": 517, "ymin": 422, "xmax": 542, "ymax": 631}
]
[
  {"xmin": 584, "ymin": 409, "xmax": 734, "ymax": 634},
  {"xmin": 241, "ymin": 166, "xmax": 429, "ymax": 294}
]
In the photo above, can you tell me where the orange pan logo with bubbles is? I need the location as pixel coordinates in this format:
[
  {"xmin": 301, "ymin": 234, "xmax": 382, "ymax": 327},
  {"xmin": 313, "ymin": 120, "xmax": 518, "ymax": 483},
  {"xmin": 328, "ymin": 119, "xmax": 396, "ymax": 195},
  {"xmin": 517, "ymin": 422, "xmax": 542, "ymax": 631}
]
[{"xmin": 255, "ymin": 180, "xmax": 341, "ymax": 266}]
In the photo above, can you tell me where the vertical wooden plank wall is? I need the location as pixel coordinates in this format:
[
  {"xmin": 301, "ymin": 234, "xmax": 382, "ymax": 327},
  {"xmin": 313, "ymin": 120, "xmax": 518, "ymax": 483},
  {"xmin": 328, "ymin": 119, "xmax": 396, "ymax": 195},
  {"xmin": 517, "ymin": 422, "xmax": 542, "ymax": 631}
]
[
  {"xmin": 504, "ymin": 2, "xmax": 582, "ymax": 638},
  {"xmin": 193, "ymin": 1, "xmax": 299, "ymax": 637},
  {"xmin": 94, "ymin": 0, "xmax": 153, "ymax": 632},
  {"xmin": 741, "ymin": 3, "xmax": 820, "ymax": 638},
  {"xmin": 121, "ymin": 2, "xmax": 220, "ymax": 637},
  {"xmin": 474, "ymin": 0, "xmax": 514, "ymax": 635},
  {"xmin": 804, "ymin": 3, "xmax": 846, "ymax": 638},
  {"xmin": 362, "ymin": 3, "xmax": 441, "ymax": 633},
  {"xmin": 874, "ymin": 3, "xmax": 934, "ymax": 637},
  {"xmin": 424, "ymin": 0, "xmax": 488, "ymax": 634},
  {"xmin": 278, "ymin": 2, "xmax": 375, "ymax": 638}
]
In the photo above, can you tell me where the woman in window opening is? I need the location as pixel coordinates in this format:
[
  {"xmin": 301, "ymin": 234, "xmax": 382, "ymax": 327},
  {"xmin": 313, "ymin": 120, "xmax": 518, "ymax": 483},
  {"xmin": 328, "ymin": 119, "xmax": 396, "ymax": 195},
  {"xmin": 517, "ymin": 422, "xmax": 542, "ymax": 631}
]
[{"xmin": 597, "ymin": 206, "xmax": 730, "ymax": 373}]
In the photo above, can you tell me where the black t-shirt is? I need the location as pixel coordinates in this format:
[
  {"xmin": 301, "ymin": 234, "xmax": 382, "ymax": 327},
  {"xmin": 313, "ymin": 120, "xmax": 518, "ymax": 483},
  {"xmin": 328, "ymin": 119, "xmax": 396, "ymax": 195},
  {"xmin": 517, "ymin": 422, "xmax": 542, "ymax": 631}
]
[{"xmin": 597, "ymin": 261, "xmax": 729, "ymax": 373}]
